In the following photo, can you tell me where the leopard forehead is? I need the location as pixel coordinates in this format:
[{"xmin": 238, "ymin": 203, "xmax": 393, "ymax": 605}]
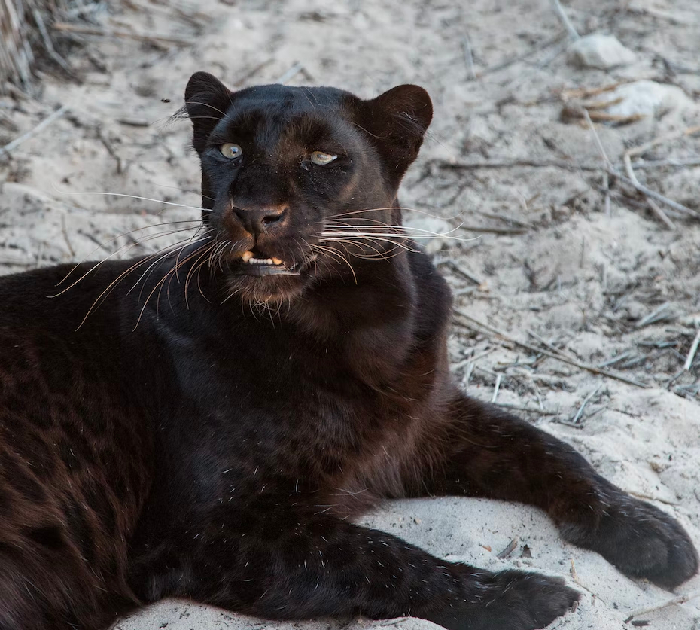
[
  {"xmin": 207, "ymin": 84, "xmax": 363, "ymax": 155},
  {"xmin": 227, "ymin": 83, "xmax": 353, "ymax": 112}
]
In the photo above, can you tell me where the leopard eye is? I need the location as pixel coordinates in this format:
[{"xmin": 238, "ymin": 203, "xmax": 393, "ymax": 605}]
[
  {"xmin": 220, "ymin": 143, "xmax": 243, "ymax": 159},
  {"xmin": 310, "ymin": 151, "xmax": 337, "ymax": 166}
]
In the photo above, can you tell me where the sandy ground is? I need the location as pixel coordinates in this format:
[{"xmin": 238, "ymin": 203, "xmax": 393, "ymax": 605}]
[{"xmin": 1, "ymin": 0, "xmax": 700, "ymax": 628}]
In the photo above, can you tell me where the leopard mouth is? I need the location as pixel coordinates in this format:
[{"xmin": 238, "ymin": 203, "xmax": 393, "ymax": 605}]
[{"xmin": 236, "ymin": 250, "xmax": 301, "ymax": 276}]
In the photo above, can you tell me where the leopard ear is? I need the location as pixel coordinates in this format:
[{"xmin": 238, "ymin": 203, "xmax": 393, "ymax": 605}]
[
  {"xmin": 357, "ymin": 85, "xmax": 433, "ymax": 188},
  {"xmin": 184, "ymin": 71, "xmax": 232, "ymax": 153}
]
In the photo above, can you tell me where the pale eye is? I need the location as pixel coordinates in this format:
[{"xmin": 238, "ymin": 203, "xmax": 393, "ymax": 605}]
[
  {"xmin": 310, "ymin": 151, "xmax": 337, "ymax": 166},
  {"xmin": 220, "ymin": 143, "xmax": 243, "ymax": 159}
]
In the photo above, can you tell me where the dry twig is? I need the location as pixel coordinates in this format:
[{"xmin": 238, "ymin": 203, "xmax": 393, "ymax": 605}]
[
  {"xmin": 625, "ymin": 125, "xmax": 700, "ymax": 164},
  {"xmin": 496, "ymin": 537, "xmax": 519, "ymax": 559},
  {"xmin": 560, "ymin": 81, "xmax": 634, "ymax": 100},
  {"xmin": 433, "ymin": 158, "xmax": 600, "ymax": 172},
  {"xmin": 550, "ymin": 0, "xmax": 579, "ymax": 40},
  {"xmin": 613, "ymin": 171, "xmax": 700, "ymax": 219},
  {"xmin": 624, "ymin": 589, "xmax": 700, "ymax": 623},
  {"xmin": 562, "ymin": 106, "xmax": 645, "ymax": 124},
  {"xmin": 622, "ymin": 133, "xmax": 700, "ymax": 229},
  {"xmin": 527, "ymin": 329, "xmax": 579, "ymax": 361},
  {"xmin": 437, "ymin": 259, "xmax": 482, "ymax": 285},
  {"xmin": 232, "ymin": 59, "xmax": 274, "ymax": 87},
  {"xmin": 582, "ymin": 96, "xmax": 624, "ymax": 110},
  {"xmin": 459, "ymin": 224, "xmax": 526, "ymax": 235},
  {"xmin": 633, "ymin": 157, "xmax": 700, "ymax": 170},
  {"xmin": 580, "ymin": 111, "xmax": 700, "ymax": 221},
  {"xmin": 453, "ymin": 310, "xmax": 647, "ymax": 388},
  {"xmin": 579, "ymin": 109, "xmax": 622, "ymax": 223},
  {"xmin": 492, "ymin": 402, "xmax": 559, "ymax": 416},
  {"xmin": 32, "ymin": 8, "xmax": 74, "ymax": 76},
  {"xmin": 275, "ymin": 62, "xmax": 304, "ymax": 85},
  {"xmin": 603, "ymin": 170, "xmax": 611, "ymax": 216},
  {"xmin": 0, "ymin": 104, "xmax": 69, "ymax": 158},
  {"xmin": 462, "ymin": 36, "xmax": 476, "ymax": 80},
  {"xmin": 474, "ymin": 33, "xmax": 566, "ymax": 78},
  {"xmin": 684, "ymin": 329, "xmax": 700, "ymax": 371},
  {"xmin": 60, "ymin": 214, "xmax": 75, "ymax": 258},
  {"xmin": 621, "ymin": 125, "xmax": 700, "ymax": 228},
  {"xmin": 636, "ymin": 302, "xmax": 673, "ymax": 329},
  {"xmin": 52, "ymin": 22, "xmax": 192, "ymax": 45},
  {"xmin": 571, "ymin": 383, "xmax": 601, "ymax": 424},
  {"xmin": 581, "ymin": 109, "xmax": 612, "ymax": 169},
  {"xmin": 491, "ymin": 374, "xmax": 502, "ymax": 403},
  {"xmin": 462, "ymin": 362, "xmax": 474, "ymax": 390}
]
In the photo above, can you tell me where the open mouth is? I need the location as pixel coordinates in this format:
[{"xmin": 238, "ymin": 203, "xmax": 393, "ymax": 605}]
[{"xmin": 237, "ymin": 250, "xmax": 301, "ymax": 276}]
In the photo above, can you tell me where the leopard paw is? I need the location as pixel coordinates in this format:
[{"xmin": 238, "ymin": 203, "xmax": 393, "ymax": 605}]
[{"xmin": 561, "ymin": 493, "xmax": 698, "ymax": 589}]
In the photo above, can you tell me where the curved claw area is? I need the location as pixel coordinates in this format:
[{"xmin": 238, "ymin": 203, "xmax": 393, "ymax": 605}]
[
  {"xmin": 427, "ymin": 570, "xmax": 580, "ymax": 630},
  {"xmin": 561, "ymin": 494, "xmax": 698, "ymax": 590}
]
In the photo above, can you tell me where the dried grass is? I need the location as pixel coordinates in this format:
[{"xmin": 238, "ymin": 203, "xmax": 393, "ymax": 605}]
[{"xmin": 0, "ymin": 0, "xmax": 107, "ymax": 91}]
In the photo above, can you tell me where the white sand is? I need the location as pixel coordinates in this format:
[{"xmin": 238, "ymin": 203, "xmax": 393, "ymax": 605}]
[{"xmin": 1, "ymin": 0, "xmax": 699, "ymax": 628}]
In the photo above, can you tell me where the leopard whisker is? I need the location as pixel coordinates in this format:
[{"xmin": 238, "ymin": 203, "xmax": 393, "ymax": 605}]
[
  {"xmin": 163, "ymin": 243, "xmax": 210, "ymax": 313},
  {"xmin": 172, "ymin": 225, "xmax": 209, "ymax": 282},
  {"xmin": 51, "ymin": 188, "xmax": 213, "ymax": 213},
  {"xmin": 183, "ymin": 100, "xmax": 228, "ymax": 116},
  {"xmin": 345, "ymin": 242, "xmax": 407, "ymax": 261},
  {"xmin": 197, "ymin": 264, "xmax": 212, "ymax": 303},
  {"xmin": 52, "ymin": 225, "xmax": 205, "ymax": 297},
  {"xmin": 320, "ymin": 236, "xmax": 418, "ymax": 253},
  {"xmin": 143, "ymin": 180, "xmax": 215, "ymax": 202},
  {"xmin": 209, "ymin": 239, "xmax": 240, "ymax": 273},
  {"xmin": 76, "ymin": 254, "xmax": 166, "ymax": 330},
  {"xmin": 137, "ymin": 241, "xmax": 217, "ymax": 329},
  {"xmin": 323, "ymin": 222, "xmax": 466, "ymax": 238},
  {"xmin": 197, "ymin": 239, "xmax": 227, "ymax": 282},
  {"xmin": 328, "ymin": 239, "xmax": 406, "ymax": 261},
  {"xmin": 216, "ymin": 243, "xmax": 229, "ymax": 272},
  {"xmin": 183, "ymin": 242, "xmax": 219, "ymax": 307},
  {"xmin": 132, "ymin": 232, "xmax": 214, "ymax": 300},
  {"xmin": 328, "ymin": 206, "xmax": 462, "ymax": 221},
  {"xmin": 78, "ymin": 232, "xmax": 214, "ymax": 328},
  {"xmin": 323, "ymin": 235, "xmax": 421, "ymax": 262},
  {"xmin": 322, "ymin": 237, "xmax": 392, "ymax": 261},
  {"xmin": 309, "ymin": 243, "xmax": 357, "ymax": 284},
  {"xmin": 321, "ymin": 230, "xmax": 471, "ymax": 243},
  {"xmin": 211, "ymin": 240, "xmax": 230, "ymax": 266},
  {"xmin": 185, "ymin": 115, "xmax": 225, "ymax": 122},
  {"xmin": 56, "ymin": 219, "xmax": 207, "ymax": 287},
  {"xmin": 162, "ymin": 231, "xmax": 217, "ymax": 302}
]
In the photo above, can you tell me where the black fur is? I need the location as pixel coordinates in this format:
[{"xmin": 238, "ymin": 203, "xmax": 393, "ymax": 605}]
[{"xmin": 0, "ymin": 72, "xmax": 695, "ymax": 630}]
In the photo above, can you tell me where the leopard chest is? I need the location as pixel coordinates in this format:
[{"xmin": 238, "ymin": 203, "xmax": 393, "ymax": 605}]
[{"xmin": 157, "ymin": 321, "xmax": 435, "ymax": 512}]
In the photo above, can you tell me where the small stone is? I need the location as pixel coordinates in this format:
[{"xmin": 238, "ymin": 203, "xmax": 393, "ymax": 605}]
[
  {"xmin": 605, "ymin": 80, "xmax": 695, "ymax": 118},
  {"xmin": 649, "ymin": 460, "xmax": 667, "ymax": 473},
  {"xmin": 567, "ymin": 34, "xmax": 637, "ymax": 69}
]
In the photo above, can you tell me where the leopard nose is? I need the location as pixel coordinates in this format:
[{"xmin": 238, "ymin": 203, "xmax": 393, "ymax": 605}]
[{"xmin": 233, "ymin": 205, "xmax": 288, "ymax": 236}]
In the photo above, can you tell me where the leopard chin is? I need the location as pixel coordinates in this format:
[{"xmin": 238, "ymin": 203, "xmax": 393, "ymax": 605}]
[
  {"xmin": 221, "ymin": 247, "xmax": 323, "ymax": 305},
  {"xmin": 224, "ymin": 271, "xmax": 308, "ymax": 306}
]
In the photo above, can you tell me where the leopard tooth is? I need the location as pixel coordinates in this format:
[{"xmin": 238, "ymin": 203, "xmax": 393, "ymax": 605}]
[{"xmin": 240, "ymin": 251, "xmax": 282, "ymax": 265}]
